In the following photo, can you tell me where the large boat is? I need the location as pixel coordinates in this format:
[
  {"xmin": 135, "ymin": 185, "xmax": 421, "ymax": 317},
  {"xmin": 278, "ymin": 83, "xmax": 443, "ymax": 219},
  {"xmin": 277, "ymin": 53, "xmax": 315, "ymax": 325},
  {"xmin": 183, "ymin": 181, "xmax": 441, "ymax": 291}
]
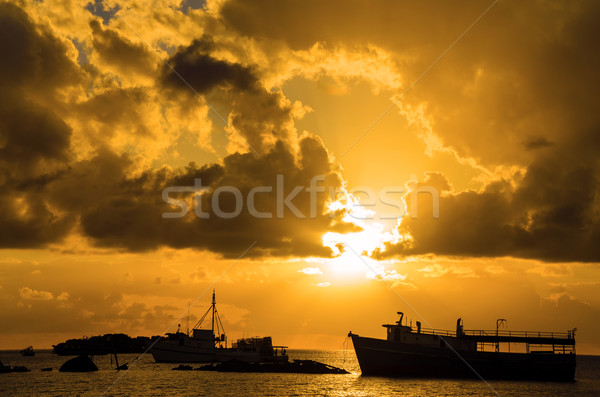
[
  {"xmin": 148, "ymin": 290, "xmax": 288, "ymax": 364},
  {"xmin": 349, "ymin": 312, "xmax": 576, "ymax": 381}
]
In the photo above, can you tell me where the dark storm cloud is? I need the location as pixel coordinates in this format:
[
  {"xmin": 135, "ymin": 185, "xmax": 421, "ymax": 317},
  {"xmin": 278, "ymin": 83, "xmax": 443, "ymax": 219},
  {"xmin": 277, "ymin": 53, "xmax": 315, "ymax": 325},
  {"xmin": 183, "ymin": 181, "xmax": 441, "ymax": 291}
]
[
  {"xmin": 0, "ymin": 98, "xmax": 71, "ymax": 176},
  {"xmin": 162, "ymin": 35, "xmax": 259, "ymax": 94},
  {"xmin": 0, "ymin": 3, "xmax": 81, "ymax": 247},
  {"xmin": 0, "ymin": 192, "xmax": 74, "ymax": 248},
  {"xmin": 0, "ymin": 4, "xmax": 350, "ymax": 257},
  {"xmin": 163, "ymin": 36, "xmax": 300, "ymax": 153},
  {"xmin": 75, "ymin": 136, "xmax": 345, "ymax": 258},
  {"xmin": 0, "ymin": 2, "xmax": 81, "ymax": 92},
  {"xmin": 0, "ymin": 2, "xmax": 80, "ymax": 179},
  {"xmin": 376, "ymin": 152, "xmax": 600, "ymax": 262},
  {"xmin": 218, "ymin": 0, "xmax": 476, "ymax": 51}
]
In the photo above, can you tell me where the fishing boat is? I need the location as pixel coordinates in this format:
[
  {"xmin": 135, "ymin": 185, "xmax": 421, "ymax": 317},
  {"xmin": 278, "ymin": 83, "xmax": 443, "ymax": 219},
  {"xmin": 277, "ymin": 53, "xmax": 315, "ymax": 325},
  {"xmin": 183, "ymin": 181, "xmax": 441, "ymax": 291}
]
[
  {"xmin": 349, "ymin": 312, "xmax": 576, "ymax": 381},
  {"xmin": 20, "ymin": 346, "xmax": 35, "ymax": 356},
  {"xmin": 148, "ymin": 290, "xmax": 288, "ymax": 364}
]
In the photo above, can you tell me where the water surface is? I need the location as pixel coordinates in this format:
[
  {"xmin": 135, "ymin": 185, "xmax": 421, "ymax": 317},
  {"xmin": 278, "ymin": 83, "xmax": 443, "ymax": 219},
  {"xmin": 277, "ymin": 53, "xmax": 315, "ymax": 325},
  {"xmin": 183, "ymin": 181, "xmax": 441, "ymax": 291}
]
[{"xmin": 1, "ymin": 350, "xmax": 598, "ymax": 396}]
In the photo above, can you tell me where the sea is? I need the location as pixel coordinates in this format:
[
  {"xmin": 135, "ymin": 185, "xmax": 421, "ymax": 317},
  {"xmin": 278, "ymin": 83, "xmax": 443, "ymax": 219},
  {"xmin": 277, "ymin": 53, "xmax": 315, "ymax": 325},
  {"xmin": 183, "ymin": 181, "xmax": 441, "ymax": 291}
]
[{"xmin": 1, "ymin": 350, "xmax": 599, "ymax": 396}]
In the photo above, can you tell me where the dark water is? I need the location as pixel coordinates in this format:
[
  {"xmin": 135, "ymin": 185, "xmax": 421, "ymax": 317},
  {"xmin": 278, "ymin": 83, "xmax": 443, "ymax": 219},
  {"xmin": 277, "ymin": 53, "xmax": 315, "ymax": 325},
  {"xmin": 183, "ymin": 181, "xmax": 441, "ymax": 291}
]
[{"xmin": 1, "ymin": 350, "xmax": 599, "ymax": 396}]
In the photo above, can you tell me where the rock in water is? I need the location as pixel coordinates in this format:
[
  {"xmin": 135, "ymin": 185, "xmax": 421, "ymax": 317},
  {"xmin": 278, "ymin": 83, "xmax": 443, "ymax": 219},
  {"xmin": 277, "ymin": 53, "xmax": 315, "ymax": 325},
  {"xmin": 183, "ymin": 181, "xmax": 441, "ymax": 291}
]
[
  {"xmin": 0, "ymin": 360, "xmax": 11, "ymax": 373},
  {"xmin": 172, "ymin": 364, "xmax": 193, "ymax": 371},
  {"xmin": 59, "ymin": 355, "xmax": 98, "ymax": 372}
]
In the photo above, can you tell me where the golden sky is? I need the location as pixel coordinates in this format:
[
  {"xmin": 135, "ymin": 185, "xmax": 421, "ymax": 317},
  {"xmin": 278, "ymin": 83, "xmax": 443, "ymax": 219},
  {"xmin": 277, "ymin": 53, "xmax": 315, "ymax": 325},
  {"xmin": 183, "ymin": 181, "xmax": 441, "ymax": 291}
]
[{"xmin": 1, "ymin": 0, "xmax": 600, "ymax": 354}]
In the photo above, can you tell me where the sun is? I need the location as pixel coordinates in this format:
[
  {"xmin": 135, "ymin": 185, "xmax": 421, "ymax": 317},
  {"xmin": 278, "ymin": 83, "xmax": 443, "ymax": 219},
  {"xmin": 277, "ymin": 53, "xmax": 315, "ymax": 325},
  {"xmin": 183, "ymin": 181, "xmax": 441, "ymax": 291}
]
[{"xmin": 321, "ymin": 217, "xmax": 397, "ymax": 280}]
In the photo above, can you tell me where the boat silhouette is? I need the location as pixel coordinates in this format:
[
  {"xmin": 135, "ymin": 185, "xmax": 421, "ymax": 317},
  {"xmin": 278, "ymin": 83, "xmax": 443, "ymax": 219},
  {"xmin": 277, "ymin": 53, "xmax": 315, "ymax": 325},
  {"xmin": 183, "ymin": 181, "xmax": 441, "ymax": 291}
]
[
  {"xmin": 349, "ymin": 312, "xmax": 576, "ymax": 381},
  {"xmin": 148, "ymin": 290, "xmax": 288, "ymax": 364},
  {"xmin": 20, "ymin": 346, "xmax": 35, "ymax": 356}
]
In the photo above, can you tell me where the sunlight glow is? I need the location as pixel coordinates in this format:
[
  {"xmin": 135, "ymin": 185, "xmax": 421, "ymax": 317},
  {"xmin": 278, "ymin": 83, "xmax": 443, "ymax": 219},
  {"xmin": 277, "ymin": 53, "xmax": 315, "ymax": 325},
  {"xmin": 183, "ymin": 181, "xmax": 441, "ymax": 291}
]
[{"xmin": 319, "ymin": 213, "xmax": 401, "ymax": 281}]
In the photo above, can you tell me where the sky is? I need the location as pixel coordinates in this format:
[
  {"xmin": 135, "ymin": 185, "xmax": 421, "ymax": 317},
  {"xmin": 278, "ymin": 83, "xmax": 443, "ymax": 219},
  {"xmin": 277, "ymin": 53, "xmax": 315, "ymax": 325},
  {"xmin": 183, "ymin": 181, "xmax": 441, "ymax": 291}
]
[{"xmin": 1, "ymin": 0, "xmax": 600, "ymax": 354}]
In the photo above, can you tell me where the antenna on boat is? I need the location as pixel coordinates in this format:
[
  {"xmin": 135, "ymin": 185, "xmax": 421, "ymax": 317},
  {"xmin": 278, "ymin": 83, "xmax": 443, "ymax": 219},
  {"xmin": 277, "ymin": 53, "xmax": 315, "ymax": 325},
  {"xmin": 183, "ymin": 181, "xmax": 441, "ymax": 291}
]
[
  {"xmin": 496, "ymin": 318, "xmax": 507, "ymax": 333},
  {"xmin": 397, "ymin": 312, "xmax": 404, "ymax": 325},
  {"xmin": 496, "ymin": 318, "xmax": 507, "ymax": 352}
]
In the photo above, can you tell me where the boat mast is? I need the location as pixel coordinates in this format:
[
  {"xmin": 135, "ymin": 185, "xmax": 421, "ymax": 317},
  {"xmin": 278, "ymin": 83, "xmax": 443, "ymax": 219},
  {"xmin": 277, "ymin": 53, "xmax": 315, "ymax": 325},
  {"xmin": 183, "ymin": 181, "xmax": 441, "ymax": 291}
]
[
  {"xmin": 186, "ymin": 301, "xmax": 190, "ymax": 336},
  {"xmin": 211, "ymin": 290, "xmax": 216, "ymax": 333}
]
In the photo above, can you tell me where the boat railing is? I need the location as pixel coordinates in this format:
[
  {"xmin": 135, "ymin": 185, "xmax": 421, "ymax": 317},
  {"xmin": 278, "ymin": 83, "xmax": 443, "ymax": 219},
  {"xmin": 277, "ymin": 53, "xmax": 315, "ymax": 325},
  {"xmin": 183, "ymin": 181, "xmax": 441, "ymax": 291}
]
[
  {"xmin": 462, "ymin": 329, "xmax": 574, "ymax": 339},
  {"xmin": 412, "ymin": 327, "xmax": 454, "ymax": 337},
  {"xmin": 408, "ymin": 327, "xmax": 575, "ymax": 341}
]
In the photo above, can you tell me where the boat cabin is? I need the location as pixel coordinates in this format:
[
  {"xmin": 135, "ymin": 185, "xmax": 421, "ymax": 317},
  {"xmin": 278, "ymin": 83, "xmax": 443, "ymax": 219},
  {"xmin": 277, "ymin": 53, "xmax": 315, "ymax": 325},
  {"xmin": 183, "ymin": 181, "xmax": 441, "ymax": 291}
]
[
  {"xmin": 381, "ymin": 312, "xmax": 575, "ymax": 354},
  {"xmin": 382, "ymin": 312, "xmax": 477, "ymax": 350}
]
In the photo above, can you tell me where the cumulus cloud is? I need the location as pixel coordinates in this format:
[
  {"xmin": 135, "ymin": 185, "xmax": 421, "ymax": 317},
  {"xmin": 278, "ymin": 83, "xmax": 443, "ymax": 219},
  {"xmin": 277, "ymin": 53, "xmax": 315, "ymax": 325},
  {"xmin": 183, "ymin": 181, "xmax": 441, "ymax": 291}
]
[
  {"xmin": 89, "ymin": 19, "xmax": 158, "ymax": 80},
  {"xmin": 3, "ymin": 0, "xmax": 600, "ymax": 265},
  {"xmin": 0, "ymin": 3, "xmax": 81, "ymax": 247},
  {"xmin": 0, "ymin": 4, "xmax": 356, "ymax": 258},
  {"xmin": 0, "ymin": 3, "xmax": 79, "ymax": 180},
  {"xmin": 73, "ymin": 135, "xmax": 348, "ymax": 258},
  {"xmin": 338, "ymin": 1, "xmax": 600, "ymax": 263},
  {"xmin": 162, "ymin": 36, "xmax": 306, "ymax": 155},
  {"xmin": 376, "ymin": 152, "xmax": 600, "ymax": 262}
]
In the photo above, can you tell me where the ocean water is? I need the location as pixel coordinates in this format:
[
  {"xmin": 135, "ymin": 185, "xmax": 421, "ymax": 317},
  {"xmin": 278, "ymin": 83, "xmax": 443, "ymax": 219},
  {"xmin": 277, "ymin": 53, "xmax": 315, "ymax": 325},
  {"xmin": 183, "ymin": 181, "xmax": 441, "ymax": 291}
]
[{"xmin": 1, "ymin": 350, "xmax": 599, "ymax": 396}]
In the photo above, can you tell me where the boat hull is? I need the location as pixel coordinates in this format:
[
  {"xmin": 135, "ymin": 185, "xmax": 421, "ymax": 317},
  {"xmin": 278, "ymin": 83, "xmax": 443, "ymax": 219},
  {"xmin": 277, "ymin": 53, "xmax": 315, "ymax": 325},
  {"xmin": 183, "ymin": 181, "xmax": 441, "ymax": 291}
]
[
  {"xmin": 149, "ymin": 344, "xmax": 264, "ymax": 363},
  {"xmin": 351, "ymin": 334, "xmax": 576, "ymax": 381},
  {"xmin": 149, "ymin": 344, "xmax": 216, "ymax": 363}
]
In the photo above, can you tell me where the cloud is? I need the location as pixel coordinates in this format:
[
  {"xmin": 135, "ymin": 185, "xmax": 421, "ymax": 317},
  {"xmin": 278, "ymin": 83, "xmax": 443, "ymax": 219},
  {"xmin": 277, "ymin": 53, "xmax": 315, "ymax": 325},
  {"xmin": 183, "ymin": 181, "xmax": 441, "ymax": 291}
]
[
  {"xmin": 56, "ymin": 292, "xmax": 70, "ymax": 301},
  {"xmin": 89, "ymin": 19, "xmax": 158, "ymax": 79},
  {"xmin": 0, "ymin": 3, "xmax": 81, "ymax": 248},
  {"xmin": 299, "ymin": 267, "xmax": 323, "ymax": 275},
  {"xmin": 18, "ymin": 287, "xmax": 54, "ymax": 300},
  {"xmin": 4, "ymin": 0, "xmax": 600, "ymax": 266},
  {"xmin": 73, "ymin": 134, "xmax": 347, "ymax": 258},
  {"xmin": 162, "ymin": 35, "xmax": 259, "ymax": 94},
  {"xmin": 527, "ymin": 264, "xmax": 574, "ymax": 278},
  {"xmin": 377, "ymin": 151, "xmax": 600, "ymax": 262},
  {"xmin": 0, "ymin": 4, "xmax": 359, "ymax": 258},
  {"xmin": 354, "ymin": 1, "xmax": 600, "ymax": 263},
  {"xmin": 417, "ymin": 264, "xmax": 476, "ymax": 279},
  {"xmin": 0, "ymin": 2, "xmax": 81, "ymax": 93},
  {"xmin": 218, "ymin": 0, "xmax": 478, "ymax": 51},
  {"xmin": 0, "ymin": 2, "xmax": 79, "ymax": 180},
  {"xmin": 162, "ymin": 36, "xmax": 303, "ymax": 155},
  {"xmin": 366, "ymin": 268, "xmax": 406, "ymax": 281},
  {"xmin": 214, "ymin": 0, "xmax": 600, "ymax": 264}
]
